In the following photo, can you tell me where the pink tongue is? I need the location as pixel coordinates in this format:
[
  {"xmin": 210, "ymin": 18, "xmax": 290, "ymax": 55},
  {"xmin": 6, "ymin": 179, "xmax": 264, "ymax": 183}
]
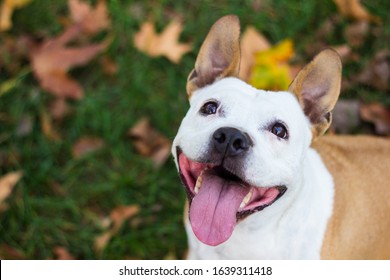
[{"xmin": 189, "ymin": 170, "xmax": 250, "ymax": 246}]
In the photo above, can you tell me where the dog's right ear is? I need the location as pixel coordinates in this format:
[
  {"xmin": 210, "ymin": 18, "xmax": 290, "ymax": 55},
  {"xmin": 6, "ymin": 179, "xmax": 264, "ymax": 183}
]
[{"xmin": 186, "ymin": 15, "xmax": 241, "ymax": 97}]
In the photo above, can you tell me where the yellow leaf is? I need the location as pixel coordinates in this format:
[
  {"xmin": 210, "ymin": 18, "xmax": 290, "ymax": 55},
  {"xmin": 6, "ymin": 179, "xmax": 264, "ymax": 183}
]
[
  {"xmin": 0, "ymin": 0, "xmax": 32, "ymax": 31},
  {"xmin": 134, "ymin": 20, "xmax": 192, "ymax": 64},
  {"xmin": 0, "ymin": 171, "xmax": 22, "ymax": 206},
  {"xmin": 249, "ymin": 39, "xmax": 294, "ymax": 91}
]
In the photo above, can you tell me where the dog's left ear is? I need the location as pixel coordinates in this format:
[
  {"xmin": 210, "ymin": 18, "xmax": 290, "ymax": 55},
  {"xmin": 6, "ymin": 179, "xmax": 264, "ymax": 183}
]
[
  {"xmin": 186, "ymin": 15, "xmax": 241, "ymax": 97},
  {"xmin": 288, "ymin": 49, "xmax": 342, "ymax": 138}
]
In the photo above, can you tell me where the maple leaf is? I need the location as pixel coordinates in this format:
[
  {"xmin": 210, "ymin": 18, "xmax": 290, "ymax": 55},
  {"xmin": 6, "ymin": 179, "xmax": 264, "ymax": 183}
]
[
  {"xmin": 249, "ymin": 39, "xmax": 295, "ymax": 91},
  {"xmin": 0, "ymin": 0, "xmax": 32, "ymax": 31},
  {"xmin": 333, "ymin": 0, "xmax": 381, "ymax": 24},
  {"xmin": 30, "ymin": 25, "xmax": 109, "ymax": 99},
  {"xmin": 68, "ymin": 0, "xmax": 110, "ymax": 35},
  {"xmin": 134, "ymin": 20, "xmax": 192, "ymax": 64}
]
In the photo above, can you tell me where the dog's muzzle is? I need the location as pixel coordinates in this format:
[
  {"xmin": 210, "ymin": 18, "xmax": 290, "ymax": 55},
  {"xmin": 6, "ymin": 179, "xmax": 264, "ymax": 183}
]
[{"xmin": 175, "ymin": 127, "xmax": 287, "ymax": 247}]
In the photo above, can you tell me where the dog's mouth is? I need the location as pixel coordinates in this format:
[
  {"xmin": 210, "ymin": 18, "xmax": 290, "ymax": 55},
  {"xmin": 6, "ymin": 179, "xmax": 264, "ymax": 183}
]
[{"xmin": 177, "ymin": 147, "xmax": 287, "ymax": 246}]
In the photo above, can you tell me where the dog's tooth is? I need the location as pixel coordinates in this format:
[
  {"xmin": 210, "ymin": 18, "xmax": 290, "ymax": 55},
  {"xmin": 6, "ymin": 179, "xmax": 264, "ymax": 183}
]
[
  {"xmin": 239, "ymin": 189, "xmax": 253, "ymax": 209},
  {"xmin": 194, "ymin": 173, "xmax": 204, "ymax": 194}
]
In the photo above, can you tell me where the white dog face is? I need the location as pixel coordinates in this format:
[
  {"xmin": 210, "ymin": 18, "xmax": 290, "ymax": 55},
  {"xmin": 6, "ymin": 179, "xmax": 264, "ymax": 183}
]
[
  {"xmin": 172, "ymin": 78, "xmax": 312, "ymax": 246},
  {"xmin": 171, "ymin": 15, "xmax": 341, "ymax": 247}
]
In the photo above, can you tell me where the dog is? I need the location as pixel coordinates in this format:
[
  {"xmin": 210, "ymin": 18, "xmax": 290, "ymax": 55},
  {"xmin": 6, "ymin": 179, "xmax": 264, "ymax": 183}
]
[{"xmin": 171, "ymin": 15, "xmax": 390, "ymax": 259}]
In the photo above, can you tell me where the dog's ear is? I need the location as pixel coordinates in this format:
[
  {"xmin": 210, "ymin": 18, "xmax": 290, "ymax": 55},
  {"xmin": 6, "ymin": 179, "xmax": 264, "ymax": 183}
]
[
  {"xmin": 186, "ymin": 15, "xmax": 241, "ymax": 97},
  {"xmin": 288, "ymin": 49, "xmax": 342, "ymax": 138}
]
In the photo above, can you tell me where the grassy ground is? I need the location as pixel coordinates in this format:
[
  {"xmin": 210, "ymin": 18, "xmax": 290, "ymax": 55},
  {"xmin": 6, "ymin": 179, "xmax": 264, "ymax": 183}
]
[{"xmin": 0, "ymin": 0, "xmax": 389, "ymax": 259}]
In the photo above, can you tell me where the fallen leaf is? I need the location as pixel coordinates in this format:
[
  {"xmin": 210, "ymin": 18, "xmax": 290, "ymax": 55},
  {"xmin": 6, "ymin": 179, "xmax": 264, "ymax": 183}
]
[
  {"xmin": 239, "ymin": 26, "xmax": 271, "ymax": 81},
  {"xmin": 360, "ymin": 103, "xmax": 390, "ymax": 135},
  {"xmin": 40, "ymin": 110, "xmax": 61, "ymax": 141},
  {"xmin": 128, "ymin": 118, "xmax": 171, "ymax": 168},
  {"xmin": 72, "ymin": 136, "xmax": 105, "ymax": 159},
  {"xmin": 249, "ymin": 39, "xmax": 295, "ymax": 91},
  {"xmin": 134, "ymin": 20, "xmax": 191, "ymax": 63},
  {"xmin": 30, "ymin": 24, "xmax": 109, "ymax": 99},
  {"xmin": 333, "ymin": 0, "xmax": 381, "ymax": 23},
  {"xmin": 0, "ymin": 0, "xmax": 32, "ymax": 31},
  {"xmin": 94, "ymin": 205, "xmax": 140, "ymax": 253},
  {"xmin": 0, "ymin": 171, "xmax": 22, "ymax": 207},
  {"xmin": 355, "ymin": 50, "xmax": 390, "ymax": 91},
  {"xmin": 53, "ymin": 246, "xmax": 75, "ymax": 260},
  {"xmin": 68, "ymin": 0, "xmax": 110, "ymax": 35}
]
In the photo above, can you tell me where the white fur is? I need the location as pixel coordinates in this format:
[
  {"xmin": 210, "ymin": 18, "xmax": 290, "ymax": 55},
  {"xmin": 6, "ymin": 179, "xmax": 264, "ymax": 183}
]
[{"xmin": 172, "ymin": 77, "xmax": 334, "ymax": 259}]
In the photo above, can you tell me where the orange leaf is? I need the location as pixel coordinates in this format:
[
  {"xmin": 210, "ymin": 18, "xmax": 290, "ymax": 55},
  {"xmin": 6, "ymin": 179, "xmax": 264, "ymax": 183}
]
[
  {"xmin": 333, "ymin": 0, "xmax": 381, "ymax": 23},
  {"xmin": 134, "ymin": 20, "xmax": 191, "ymax": 63},
  {"xmin": 72, "ymin": 136, "xmax": 105, "ymax": 159},
  {"xmin": 30, "ymin": 25, "xmax": 109, "ymax": 99},
  {"xmin": 0, "ymin": 171, "xmax": 22, "ymax": 206},
  {"xmin": 68, "ymin": 0, "xmax": 110, "ymax": 35}
]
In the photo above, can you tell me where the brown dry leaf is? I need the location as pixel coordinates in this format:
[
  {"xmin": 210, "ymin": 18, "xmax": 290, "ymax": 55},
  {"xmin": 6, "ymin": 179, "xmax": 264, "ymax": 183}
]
[
  {"xmin": 355, "ymin": 50, "xmax": 389, "ymax": 91},
  {"xmin": 128, "ymin": 118, "xmax": 171, "ymax": 168},
  {"xmin": 94, "ymin": 205, "xmax": 140, "ymax": 253},
  {"xmin": 72, "ymin": 136, "xmax": 105, "ymax": 159},
  {"xmin": 40, "ymin": 110, "xmax": 61, "ymax": 141},
  {"xmin": 0, "ymin": 171, "xmax": 22, "ymax": 208},
  {"xmin": 68, "ymin": 0, "xmax": 110, "ymax": 35},
  {"xmin": 0, "ymin": 0, "xmax": 32, "ymax": 31},
  {"xmin": 239, "ymin": 26, "xmax": 271, "ymax": 81},
  {"xmin": 53, "ymin": 246, "xmax": 75, "ymax": 260},
  {"xmin": 360, "ymin": 103, "xmax": 390, "ymax": 135},
  {"xmin": 333, "ymin": 0, "xmax": 381, "ymax": 23},
  {"xmin": 134, "ymin": 20, "xmax": 191, "ymax": 64},
  {"xmin": 30, "ymin": 25, "xmax": 109, "ymax": 99}
]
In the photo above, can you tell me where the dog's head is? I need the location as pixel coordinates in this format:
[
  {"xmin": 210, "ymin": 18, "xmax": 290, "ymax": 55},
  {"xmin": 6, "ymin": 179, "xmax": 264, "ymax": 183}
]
[{"xmin": 172, "ymin": 15, "xmax": 341, "ymax": 246}]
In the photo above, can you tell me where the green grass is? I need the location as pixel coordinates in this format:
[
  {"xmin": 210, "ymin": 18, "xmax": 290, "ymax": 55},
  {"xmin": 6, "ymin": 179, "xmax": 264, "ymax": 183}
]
[{"xmin": 0, "ymin": 0, "xmax": 389, "ymax": 259}]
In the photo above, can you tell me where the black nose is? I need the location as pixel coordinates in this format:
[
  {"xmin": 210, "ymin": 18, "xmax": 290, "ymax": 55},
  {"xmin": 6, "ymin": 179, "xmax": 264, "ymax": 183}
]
[{"xmin": 213, "ymin": 127, "xmax": 251, "ymax": 157}]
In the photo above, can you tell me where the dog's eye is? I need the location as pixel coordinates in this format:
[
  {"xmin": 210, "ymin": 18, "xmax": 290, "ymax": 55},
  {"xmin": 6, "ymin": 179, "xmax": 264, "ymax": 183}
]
[
  {"xmin": 200, "ymin": 101, "xmax": 219, "ymax": 115},
  {"xmin": 271, "ymin": 123, "xmax": 288, "ymax": 139}
]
